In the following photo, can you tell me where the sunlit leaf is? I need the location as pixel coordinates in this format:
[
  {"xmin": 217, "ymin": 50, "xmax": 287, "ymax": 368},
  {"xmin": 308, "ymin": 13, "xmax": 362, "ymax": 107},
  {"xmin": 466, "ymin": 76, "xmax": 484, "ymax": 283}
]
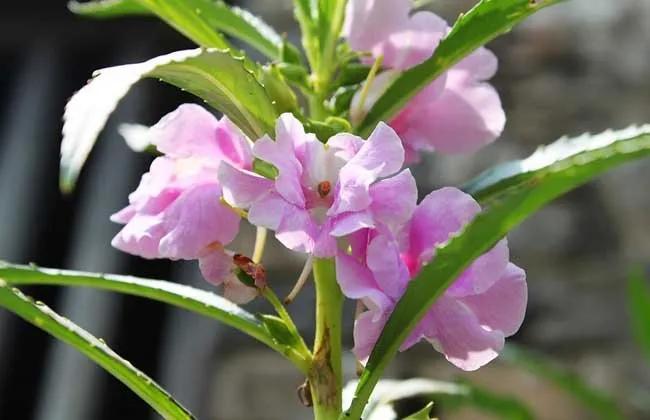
[
  {"xmin": 0, "ymin": 281, "xmax": 194, "ymax": 419},
  {"xmin": 0, "ymin": 261, "xmax": 310, "ymax": 372},
  {"xmin": 61, "ymin": 48, "xmax": 277, "ymax": 191}
]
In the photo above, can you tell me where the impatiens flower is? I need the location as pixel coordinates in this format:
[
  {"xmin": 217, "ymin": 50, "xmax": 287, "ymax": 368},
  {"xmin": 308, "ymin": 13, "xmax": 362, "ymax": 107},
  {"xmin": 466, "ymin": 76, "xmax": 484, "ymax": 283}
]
[
  {"xmin": 111, "ymin": 104, "xmax": 257, "ymax": 303},
  {"xmin": 336, "ymin": 188, "xmax": 527, "ymax": 371},
  {"xmin": 219, "ymin": 113, "xmax": 417, "ymax": 257},
  {"xmin": 345, "ymin": 0, "xmax": 506, "ymax": 162}
]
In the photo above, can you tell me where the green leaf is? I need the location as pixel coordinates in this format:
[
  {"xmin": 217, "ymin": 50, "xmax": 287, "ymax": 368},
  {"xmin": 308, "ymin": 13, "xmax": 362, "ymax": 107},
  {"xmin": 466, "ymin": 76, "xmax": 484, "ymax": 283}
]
[
  {"xmin": 0, "ymin": 281, "xmax": 194, "ymax": 419},
  {"xmin": 343, "ymin": 124, "xmax": 650, "ymax": 420},
  {"xmin": 404, "ymin": 402, "xmax": 433, "ymax": 420},
  {"xmin": 343, "ymin": 378, "xmax": 533, "ymax": 420},
  {"xmin": 70, "ymin": 0, "xmax": 297, "ymax": 61},
  {"xmin": 502, "ymin": 345, "xmax": 623, "ymax": 420},
  {"xmin": 355, "ymin": 0, "xmax": 565, "ymax": 136},
  {"xmin": 0, "ymin": 261, "xmax": 310, "ymax": 371},
  {"xmin": 258, "ymin": 64, "xmax": 300, "ymax": 115},
  {"xmin": 627, "ymin": 268, "xmax": 650, "ymax": 364},
  {"xmin": 68, "ymin": 0, "xmax": 149, "ymax": 17},
  {"xmin": 61, "ymin": 48, "xmax": 277, "ymax": 192}
]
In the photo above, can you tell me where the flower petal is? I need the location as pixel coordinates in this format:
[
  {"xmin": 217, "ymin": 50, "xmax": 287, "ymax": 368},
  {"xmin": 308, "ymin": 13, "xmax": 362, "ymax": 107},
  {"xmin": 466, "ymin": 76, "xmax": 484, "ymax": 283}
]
[
  {"xmin": 159, "ymin": 184, "xmax": 240, "ymax": 259},
  {"xmin": 343, "ymin": 0, "xmax": 411, "ymax": 55},
  {"xmin": 366, "ymin": 233, "xmax": 409, "ymax": 299},
  {"xmin": 198, "ymin": 247, "xmax": 233, "ymax": 286},
  {"xmin": 275, "ymin": 206, "xmax": 318, "ymax": 254},
  {"xmin": 335, "ymin": 252, "xmax": 392, "ymax": 314},
  {"xmin": 254, "ymin": 134, "xmax": 305, "ymax": 207},
  {"xmin": 111, "ymin": 213, "xmax": 166, "ymax": 259},
  {"xmin": 369, "ymin": 169, "xmax": 417, "ymax": 230},
  {"xmin": 218, "ymin": 162, "xmax": 273, "ymax": 208},
  {"xmin": 248, "ymin": 191, "xmax": 291, "ymax": 230},
  {"xmin": 330, "ymin": 211, "xmax": 375, "ymax": 237},
  {"xmin": 329, "ymin": 123, "xmax": 405, "ymax": 216},
  {"xmin": 423, "ymin": 296, "xmax": 505, "ymax": 371},
  {"xmin": 353, "ymin": 310, "xmax": 387, "ymax": 363},
  {"xmin": 149, "ymin": 104, "xmax": 220, "ymax": 158},
  {"xmin": 461, "ymin": 263, "xmax": 527, "ymax": 337}
]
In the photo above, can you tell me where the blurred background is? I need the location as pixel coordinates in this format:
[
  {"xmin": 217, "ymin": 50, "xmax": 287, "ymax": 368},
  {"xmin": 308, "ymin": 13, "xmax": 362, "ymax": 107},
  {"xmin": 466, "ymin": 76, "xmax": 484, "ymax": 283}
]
[{"xmin": 0, "ymin": 0, "xmax": 649, "ymax": 419}]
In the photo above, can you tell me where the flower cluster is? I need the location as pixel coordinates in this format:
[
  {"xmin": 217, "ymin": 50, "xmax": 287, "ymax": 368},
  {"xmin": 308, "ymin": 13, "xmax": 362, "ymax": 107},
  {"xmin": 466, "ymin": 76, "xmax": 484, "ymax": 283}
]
[
  {"xmin": 110, "ymin": 0, "xmax": 525, "ymax": 371},
  {"xmin": 346, "ymin": 0, "xmax": 505, "ymax": 162}
]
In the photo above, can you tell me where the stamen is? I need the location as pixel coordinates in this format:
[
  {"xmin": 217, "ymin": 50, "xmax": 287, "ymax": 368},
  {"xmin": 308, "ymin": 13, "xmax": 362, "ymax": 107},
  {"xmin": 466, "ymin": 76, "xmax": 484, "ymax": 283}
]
[
  {"xmin": 284, "ymin": 255, "xmax": 314, "ymax": 304},
  {"xmin": 317, "ymin": 180, "xmax": 332, "ymax": 198}
]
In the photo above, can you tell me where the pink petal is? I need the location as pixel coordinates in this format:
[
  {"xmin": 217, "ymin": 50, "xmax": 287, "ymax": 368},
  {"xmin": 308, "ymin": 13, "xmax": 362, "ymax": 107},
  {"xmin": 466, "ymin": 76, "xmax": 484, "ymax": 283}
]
[
  {"xmin": 254, "ymin": 134, "xmax": 305, "ymax": 207},
  {"xmin": 159, "ymin": 184, "xmax": 240, "ymax": 259},
  {"xmin": 366, "ymin": 233, "xmax": 409, "ymax": 299},
  {"xmin": 423, "ymin": 296, "xmax": 505, "ymax": 371},
  {"xmin": 330, "ymin": 211, "xmax": 375, "ymax": 237},
  {"xmin": 335, "ymin": 252, "xmax": 392, "ymax": 314},
  {"xmin": 397, "ymin": 57, "xmax": 505, "ymax": 155},
  {"xmin": 407, "ymin": 188, "xmax": 509, "ymax": 295},
  {"xmin": 448, "ymin": 239, "xmax": 509, "ymax": 297},
  {"xmin": 327, "ymin": 133, "xmax": 364, "ymax": 161},
  {"xmin": 407, "ymin": 187, "xmax": 481, "ymax": 262},
  {"xmin": 461, "ymin": 263, "xmax": 527, "ymax": 337},
  {"xmin": 149, "ymin": 104, "xmax": 220, "ymax": 158},
  {"xmin": 198, "ymin": 247, "xmax": 233, "ymax": 286},
  {"xmin": 275, "ymin": 207, "xmax": 318, "ymax": 254},
  {"xmin": 248, "ymin": 191, "xmax": 291, "ymax": 230},
  {"xmin": 369, "ymin": 169, "xmax": 417, "ymax": 230},
  {"xmin": 346, "ymin": 122, "xmax": 405, "ymax": 179},
  {"xmin": 218, "ymin": 162, "xmax": 273, "ymax": 208},
  {"xmin": 111, "ymin": 213, "xmax": 166, "ymax": 259},
  {"xmin": 343, "ymin": 0, "xmax": 411, "ymax": 55},
  {"xmin": 110, "ymin": 205, "xmax": 136, "ymax": 224},
  {"xmin": 214, "ymin": 116, "xmax": 254, "ymax": 169},
  {"xmin": 353, "ymin": 310, "xmax": 387, "ymax": 362},
  {"xmin": 223, "ymin": 277, "xmax": 258, "ymax": 304},
  {"xmin": 380, "ymin": 11, "xmax": 448, "ymax": 70},
  {"xmin": 329, "ymin": 123, "xmax": 405, "ymax": 216}
]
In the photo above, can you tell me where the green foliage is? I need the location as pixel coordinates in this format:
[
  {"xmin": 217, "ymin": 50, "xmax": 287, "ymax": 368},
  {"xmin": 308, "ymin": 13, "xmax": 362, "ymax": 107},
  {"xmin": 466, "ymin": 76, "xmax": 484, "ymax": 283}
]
[
  {"xmin": 502, "ymin": 345, "xmax": 623, "ymax": 420},
  {"xmin": 627, "ymin": 268, "xmax": 650, "ymax": 364},
  {"xmin": 69, "ymin": 0, "xmax": 299, "ymax": 60},
  {"xmin": 355, "ymin": 0, "xmax": 565, "ymax": 136},
  {"xmin": 343, "ymin": 378, "xmax": 533, "ymax": 420},
  {"xmin": 403, "ymin": 402, "xmax": 433, "ymax": 420},
  {"xmin": 60, "ymin": 48, "xmax": 278, "ymax": 191},
  {"xmin": 0, "ymin": 261, "xmax": 310, "ymax": 370},
  {"xmin": 343, "ymin": 125, "xmax": 650, "ymax": 419},
  {"xmin": 0, "ymin": 281, "xmax": 194, "ymax": 419}
]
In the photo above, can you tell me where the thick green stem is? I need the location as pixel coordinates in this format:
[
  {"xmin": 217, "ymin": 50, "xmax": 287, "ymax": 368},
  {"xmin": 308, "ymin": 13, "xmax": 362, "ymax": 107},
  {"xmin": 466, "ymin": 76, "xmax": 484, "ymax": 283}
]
[{"xmin": 309, "ymin": 258, "xmax": 343, "ymax": 420}]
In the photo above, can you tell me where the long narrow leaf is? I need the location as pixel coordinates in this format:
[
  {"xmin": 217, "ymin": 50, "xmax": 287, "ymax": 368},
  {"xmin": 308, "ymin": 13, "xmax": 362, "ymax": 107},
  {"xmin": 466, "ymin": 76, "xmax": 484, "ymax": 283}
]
[
  {"xmin": 343, "ymin": 125, "xmax": 650, "ymax": 419},
  {"xmin": 0, "ymin": 282, "xmax": 194, "ymax": 419},
  {"xmin": 343, "ymin": 378, "xmax": 533, "ymax": 420},
  {"xmin": 0, "ymin": 261, "xmax": 309, "ymax": 370},
  {"xmin": 61, "ymin": 48, "xmax": 277, "ymax": 192},
  {"xmin": 628, "ymin": 268, "xmax": 650, "ymax": 364},
  {"xmin": 356, "ymin": 0, "xmax": 565, "ymax": 136},
  {"xmin": 69, "ymin": 0, "xmax": 291, "ymax": 60}
]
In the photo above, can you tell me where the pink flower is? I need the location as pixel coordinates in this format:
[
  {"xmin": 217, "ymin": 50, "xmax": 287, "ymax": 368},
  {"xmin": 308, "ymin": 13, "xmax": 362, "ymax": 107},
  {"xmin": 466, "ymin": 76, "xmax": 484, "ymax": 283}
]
[
  {"xmin": 345, "ymin": 0, "xmax": 506, "ymax": 162},
  {"xmin": 336, "ymin": 188, "xmax": 527, "ymax": 370},
  {"xmin": 111, "ymin": 104, "xmax": 257, "ymax": 303},
  {"xmin": 219, "ymin": 113, "xmax": 417, "ymax": 257}
]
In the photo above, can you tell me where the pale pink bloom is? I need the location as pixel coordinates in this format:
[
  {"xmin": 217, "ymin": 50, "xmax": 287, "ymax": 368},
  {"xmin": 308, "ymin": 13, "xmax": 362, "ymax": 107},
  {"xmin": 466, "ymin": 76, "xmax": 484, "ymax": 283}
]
[
  {"xmin": 219, "ymin": 113, "xmax": 417, "ymax": 257},
  {"xmin": 111, "ymin": 104, "xmax": 256, "ymax": 303},
  {"xmin": 346, "ymin": 0, "xmax": 506, "ymax": 162},
  {"xmin": 336, "ymin": 188, "xmax": 527, "ymax": 370}
]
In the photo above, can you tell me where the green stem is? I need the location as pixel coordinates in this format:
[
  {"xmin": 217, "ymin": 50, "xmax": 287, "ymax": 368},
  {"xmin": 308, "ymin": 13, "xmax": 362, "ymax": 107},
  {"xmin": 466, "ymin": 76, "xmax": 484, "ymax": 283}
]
[{"xmin": 309, "ymin": 258, "xmax": 343, "ymax": 420}]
